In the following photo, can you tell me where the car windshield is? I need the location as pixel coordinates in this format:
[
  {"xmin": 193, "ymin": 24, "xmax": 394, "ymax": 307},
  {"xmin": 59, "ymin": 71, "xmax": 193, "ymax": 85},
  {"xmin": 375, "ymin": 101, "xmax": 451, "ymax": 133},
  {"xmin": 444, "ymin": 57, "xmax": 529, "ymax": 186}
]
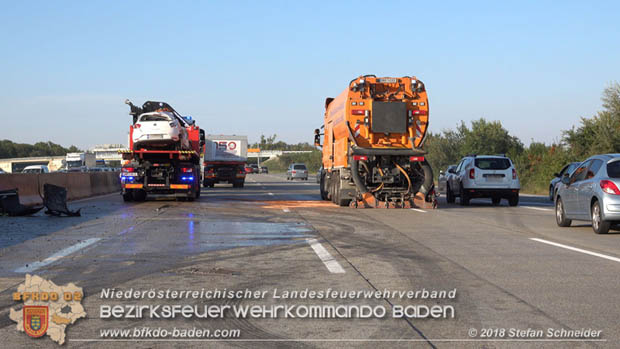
[
  {"xmin": 608, "ymin": 161, "xmax": 620, "ymax": 178},
  {"xmin": 474, "ymin": 158, "xmax": 511, "ymax": 170},
  {"xmin": 140, "ymin": 114, "xmax": 171, "ymax": 122},
  {"xmin": 67, "ymin": 160, "xmax": 82, "ymax": 168},
  {"xmin": 293, "ymin": 165, "xmax": 306, "ymax": 170}
]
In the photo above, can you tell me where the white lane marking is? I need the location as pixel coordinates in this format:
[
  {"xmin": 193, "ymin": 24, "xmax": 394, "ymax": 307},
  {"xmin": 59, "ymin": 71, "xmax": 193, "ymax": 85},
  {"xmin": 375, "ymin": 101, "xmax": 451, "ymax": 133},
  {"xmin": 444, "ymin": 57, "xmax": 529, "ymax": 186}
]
[
  {"xmin": 307, "ymin": 238, "xmax": 345, "ymax": 273},
  {"xmin": 410, "ymin": 208, "xmax": 427, "ymax": 213},
  {"xmin": 522, "ymin": 206, "xmax": 553, "ymax": 212},
  {"xmin": 15, "ymin": 238, "xmax": 101, "ymax": 273},
  {"xmin": 283, "ymin": 208, "xmax": 290, "ymax": 213},
  {"xmin": 530, "ymin": 238, "xmax": 620, "ymax": 263},
  {"xmin": 268, "ymin": 192, "xmax": 274, "ymax": 196}
]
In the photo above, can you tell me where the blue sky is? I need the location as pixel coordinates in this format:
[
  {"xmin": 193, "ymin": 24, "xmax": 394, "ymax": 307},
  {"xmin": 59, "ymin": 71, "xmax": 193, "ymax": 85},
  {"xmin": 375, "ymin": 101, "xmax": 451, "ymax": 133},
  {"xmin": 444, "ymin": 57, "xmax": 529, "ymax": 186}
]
[{"xmin": 1, "ymin": 1, "xmax": 618, "ymax": 149}]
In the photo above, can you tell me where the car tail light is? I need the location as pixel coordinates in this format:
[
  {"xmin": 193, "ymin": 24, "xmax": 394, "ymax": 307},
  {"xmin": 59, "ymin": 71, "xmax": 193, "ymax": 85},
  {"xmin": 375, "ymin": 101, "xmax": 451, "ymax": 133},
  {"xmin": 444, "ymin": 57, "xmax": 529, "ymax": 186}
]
[
  {"xmin": 292, "ymin": 171, "xmax": 296, "ymax": 174},
  {"xmin": 122, "ymin": 167, "xmax": 135, "ymax": 172},
  {"xmin": 512, "ymin": 168, "xmax": 517, "ymax": 180},
  {"xmin": 469, "ymin": 168, "xmax": 475, "ymax": 179},
  {"xmin": 409, "ymin": 110, "xmax": 428, "ymax": 116},
  {"xmin": 134, "ymin": 124, "xmax": 141, "ymax": 128},
  {"xmin": 351, "ymin": 109, "xmax": 365, "ymax": 115},
  {"xmin": 353, "ymin": 155, "xmax": 368, "ymax": 161},
  {"xmin": 181, "ymin": 167, "xmax": 193, "ymax": 173},
  {"xmin": 410, "ymin": 156, "xmax": 425, "ymax": 162},
  {"xmin": 600, "ymin": 180, "xmax": 620, "ymax": 195}
]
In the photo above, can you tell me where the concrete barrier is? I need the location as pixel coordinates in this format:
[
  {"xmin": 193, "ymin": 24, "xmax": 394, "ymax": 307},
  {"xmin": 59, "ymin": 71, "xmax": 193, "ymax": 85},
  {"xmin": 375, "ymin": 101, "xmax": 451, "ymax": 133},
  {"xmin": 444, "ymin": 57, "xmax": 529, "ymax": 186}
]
[
  {"xmin": 0, "ymin": 172, "xmax": 120, "ymax": 206},
  {"xmin": 89, "ymin": 172, "xmax": 121, "ymax": 196},
  {"xmin": 0, "ymin": 173, "xmax": 41, "ymax": 206}
]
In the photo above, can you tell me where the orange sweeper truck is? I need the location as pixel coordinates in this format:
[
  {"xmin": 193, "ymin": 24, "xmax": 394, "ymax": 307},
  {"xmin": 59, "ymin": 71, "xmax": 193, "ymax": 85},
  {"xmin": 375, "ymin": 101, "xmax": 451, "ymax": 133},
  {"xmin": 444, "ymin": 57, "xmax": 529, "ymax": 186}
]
[{"xmin": 315, "ymin": 75, "xmax": 436, "ymax": 208}]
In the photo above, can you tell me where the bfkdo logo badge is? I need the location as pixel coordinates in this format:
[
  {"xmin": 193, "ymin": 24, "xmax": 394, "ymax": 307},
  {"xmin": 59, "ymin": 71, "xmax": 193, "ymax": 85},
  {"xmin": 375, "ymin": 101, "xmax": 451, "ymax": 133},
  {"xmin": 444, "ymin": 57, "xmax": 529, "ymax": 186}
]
[{"xmin": 23, "ymin": 305, "xmax": 49, "ymax": 338}]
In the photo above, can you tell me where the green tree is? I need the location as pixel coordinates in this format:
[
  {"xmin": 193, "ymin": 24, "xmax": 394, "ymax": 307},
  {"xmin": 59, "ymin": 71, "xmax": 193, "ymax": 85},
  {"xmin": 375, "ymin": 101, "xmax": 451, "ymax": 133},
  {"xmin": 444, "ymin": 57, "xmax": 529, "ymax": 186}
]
[
  {"xmin": 0, "ymin": 139, "xmax": 81, "ymax": 159},
  {"xmin": 564, "ymin": 82, "xmax": 620, "ymax": 156}
]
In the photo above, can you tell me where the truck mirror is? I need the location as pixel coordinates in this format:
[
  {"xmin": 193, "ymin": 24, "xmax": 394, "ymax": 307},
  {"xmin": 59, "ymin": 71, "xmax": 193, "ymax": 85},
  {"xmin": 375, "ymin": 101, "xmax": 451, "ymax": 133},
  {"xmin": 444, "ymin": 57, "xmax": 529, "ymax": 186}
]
[{"xmin": 314, "ymin": 134, "xmax": 321, "ymax": 147}]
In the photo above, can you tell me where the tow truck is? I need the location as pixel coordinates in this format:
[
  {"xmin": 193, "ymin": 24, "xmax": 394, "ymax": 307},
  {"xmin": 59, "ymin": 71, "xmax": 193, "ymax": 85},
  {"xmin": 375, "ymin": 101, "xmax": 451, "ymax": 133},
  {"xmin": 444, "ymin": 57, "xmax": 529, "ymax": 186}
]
[{"xmin": 120, "ymin": 100, "xmax": 205, "ymax": 201}]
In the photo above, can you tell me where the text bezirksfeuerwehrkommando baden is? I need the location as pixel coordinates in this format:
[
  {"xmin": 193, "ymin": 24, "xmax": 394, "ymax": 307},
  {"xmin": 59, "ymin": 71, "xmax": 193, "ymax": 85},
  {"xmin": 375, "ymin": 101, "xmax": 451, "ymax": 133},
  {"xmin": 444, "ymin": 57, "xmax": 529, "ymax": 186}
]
[
  {"xmin": 100, "ymin": 288, "xmax": 457, "ymax": 300},
  {"xmin": 100, "ymin": 303, "xmax": 455, "ymax": 319}
]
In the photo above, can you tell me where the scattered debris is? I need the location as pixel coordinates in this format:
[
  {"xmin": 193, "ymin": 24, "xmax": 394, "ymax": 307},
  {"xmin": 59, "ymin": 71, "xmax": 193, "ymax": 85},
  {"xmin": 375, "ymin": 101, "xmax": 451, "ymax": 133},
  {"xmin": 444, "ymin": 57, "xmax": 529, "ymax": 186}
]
[
  {"xmin": 43, "ymin": 184, "xmax": 81, "ymax": 216},
  {"xmin": 0, "ymin": 189, "xmax": 43, "ymax": 216}
]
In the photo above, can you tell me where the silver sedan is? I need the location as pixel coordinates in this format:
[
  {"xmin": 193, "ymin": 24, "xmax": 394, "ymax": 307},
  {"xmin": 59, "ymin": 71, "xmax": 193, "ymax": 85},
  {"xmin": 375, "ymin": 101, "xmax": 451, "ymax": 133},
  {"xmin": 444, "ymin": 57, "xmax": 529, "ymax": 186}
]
[
  {"xmin": 555, "ymin": 154, "xmax": 620, "ymax": 234},
  {"xmin": 438, "ymin": 165, "xmax": 456, "ymax": 194}
]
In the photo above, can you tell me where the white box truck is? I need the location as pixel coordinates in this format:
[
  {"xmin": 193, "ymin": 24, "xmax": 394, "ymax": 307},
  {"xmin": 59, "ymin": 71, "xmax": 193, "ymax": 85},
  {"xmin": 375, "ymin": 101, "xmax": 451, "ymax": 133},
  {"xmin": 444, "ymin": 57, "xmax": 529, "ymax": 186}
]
[
  {"xmin": 203, "ymin": 135, "xmax": 248, "ymax": 188},
  {"xmin": 65, "ymin": 152, "xmax": 96, "ymax": 172}
]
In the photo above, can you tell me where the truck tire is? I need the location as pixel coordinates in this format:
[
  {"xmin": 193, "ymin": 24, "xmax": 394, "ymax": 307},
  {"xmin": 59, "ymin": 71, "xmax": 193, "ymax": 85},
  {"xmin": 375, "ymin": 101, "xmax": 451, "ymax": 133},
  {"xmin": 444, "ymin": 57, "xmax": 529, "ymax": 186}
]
[
  {"xmin": 336, "ymin": 178, "xmax": 351, "ymax": 207},
  {"xmin": 330, "ymin": 176, "xmax": 337, "ymax": 204},
  {"xmin": 122, "ymin": 191, "xmax": 133, "ymax": 202},
  {"xmin": 320, "ymin": 172, "xmax": 328, "ymax": 200},
  {"xmin": 132, "ymin": 189, "xmax": 146, "ymax": 202}
]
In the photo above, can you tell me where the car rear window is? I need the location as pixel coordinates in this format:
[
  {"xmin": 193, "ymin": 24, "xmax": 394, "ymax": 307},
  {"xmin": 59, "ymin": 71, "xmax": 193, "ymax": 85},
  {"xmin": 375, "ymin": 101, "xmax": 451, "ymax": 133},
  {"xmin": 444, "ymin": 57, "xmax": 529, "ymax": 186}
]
[
  {"xmin": 140, "ymin": 114, "xmax": 170, "ymax": 122},
  {"xmin": 474, "ymin": 158, "xmax": 511, "ymax": 170},
  {"xmin": 608, "ymin": 161, "xmax": 620, "ymax": 178},
  {"xmin": 293, "ymin": 165, "xmax": 307, "ymax": 170}
]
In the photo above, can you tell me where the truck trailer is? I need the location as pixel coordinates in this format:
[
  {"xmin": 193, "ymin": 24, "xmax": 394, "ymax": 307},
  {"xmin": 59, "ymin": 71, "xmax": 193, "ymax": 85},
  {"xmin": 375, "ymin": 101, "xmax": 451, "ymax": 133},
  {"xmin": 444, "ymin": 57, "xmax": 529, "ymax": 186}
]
[
  {"xmin": 315, "ymin": 75, "xmax": 436, "ymax": 208},
  {"xmin": 120, "ymin": 100, "xmax": 205, "ymax": 201},
  {"xmin": 65, "ymin": 152, "xmax": 96, "ymax": 172},
  {"xmin": 203, "ymin": 135, "xmax": 248, "ymax": 188}
]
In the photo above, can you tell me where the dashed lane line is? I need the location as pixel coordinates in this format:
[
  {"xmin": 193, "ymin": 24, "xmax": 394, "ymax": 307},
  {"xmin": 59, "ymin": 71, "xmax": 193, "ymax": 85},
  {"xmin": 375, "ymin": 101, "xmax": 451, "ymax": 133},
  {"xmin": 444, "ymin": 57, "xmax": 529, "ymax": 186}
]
[
  {"xmin": 521, "ymin": 206, "xmax": 553, "ymax": 212},
  {"xmin": 306, "ymin": 238, "xmax": 345, "ymax": 273},
  {"xmin": 530, "ymin": 238, "xmax": 620, "ymax": 264},
  {"xmin": 15, "ymin": 238, "xmax": 101, "ymax": 273}
]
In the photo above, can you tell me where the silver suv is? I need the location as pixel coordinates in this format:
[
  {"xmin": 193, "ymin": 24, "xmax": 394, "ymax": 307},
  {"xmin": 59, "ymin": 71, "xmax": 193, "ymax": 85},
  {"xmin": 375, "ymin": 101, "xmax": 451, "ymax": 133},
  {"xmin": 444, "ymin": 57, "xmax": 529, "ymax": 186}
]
[
  {"xmin": 287, "ymin": 163, "xmax": 308, "ymax": 181},
  {"xmin": 555, "ymin": 154, "xmax": 620, "ymax": 234},
  {"xmin": 446, "ymin": 155, "xmax": 520, "ymax": 206}
]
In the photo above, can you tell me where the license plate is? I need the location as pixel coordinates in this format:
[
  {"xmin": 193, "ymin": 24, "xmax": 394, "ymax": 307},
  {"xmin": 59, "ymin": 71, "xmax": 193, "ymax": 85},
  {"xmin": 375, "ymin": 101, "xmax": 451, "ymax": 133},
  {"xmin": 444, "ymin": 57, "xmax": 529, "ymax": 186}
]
[
  {"xmin": 486, "ymin": 177, "xmax": 502, "ymax": 182},
  {"xmin": 122, "ymin": 172, "xmax": 138, "ymax": 176},
  {"xmin": 147, "ymin": 134, "xmax": 164, "ymax": 139},
  {"xmin": 378, "ymin": 78, "xmax": 397, "ymax": 83}
]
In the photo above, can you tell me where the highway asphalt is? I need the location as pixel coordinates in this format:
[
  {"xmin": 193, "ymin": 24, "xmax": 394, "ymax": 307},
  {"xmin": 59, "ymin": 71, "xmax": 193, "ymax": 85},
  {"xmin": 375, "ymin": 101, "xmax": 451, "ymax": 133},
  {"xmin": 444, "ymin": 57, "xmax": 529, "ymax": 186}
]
[{"xmin": 0, "ymin": 173, "xmax": 618, "ymax": 348}]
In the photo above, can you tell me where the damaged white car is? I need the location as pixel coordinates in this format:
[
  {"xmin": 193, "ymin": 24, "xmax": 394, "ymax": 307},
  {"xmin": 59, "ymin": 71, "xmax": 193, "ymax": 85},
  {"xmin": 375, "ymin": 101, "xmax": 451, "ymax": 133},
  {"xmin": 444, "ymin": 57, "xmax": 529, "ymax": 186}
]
[{"xmin": 132, "ymin": 111, "xmax": 190, "ymax": 150}]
